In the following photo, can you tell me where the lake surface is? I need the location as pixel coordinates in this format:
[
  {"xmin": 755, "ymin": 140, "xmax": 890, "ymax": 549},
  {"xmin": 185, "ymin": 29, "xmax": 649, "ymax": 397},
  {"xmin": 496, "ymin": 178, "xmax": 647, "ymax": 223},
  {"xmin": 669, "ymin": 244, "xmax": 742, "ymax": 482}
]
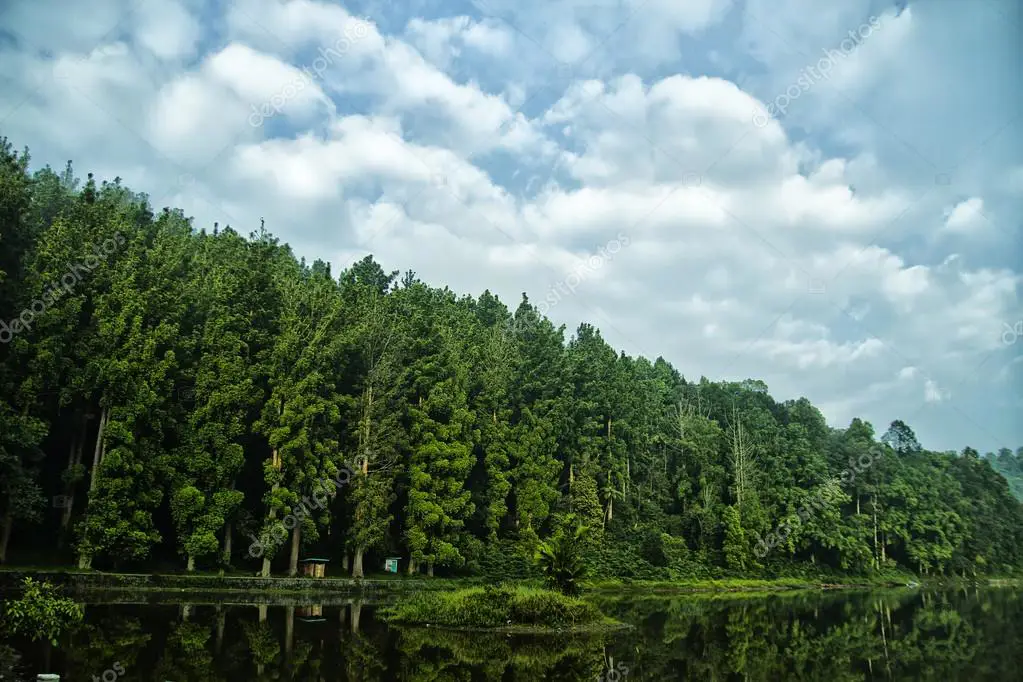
[{"xmin": 5, "ymin": 586, "xmax": 1021, "ymax": 681}]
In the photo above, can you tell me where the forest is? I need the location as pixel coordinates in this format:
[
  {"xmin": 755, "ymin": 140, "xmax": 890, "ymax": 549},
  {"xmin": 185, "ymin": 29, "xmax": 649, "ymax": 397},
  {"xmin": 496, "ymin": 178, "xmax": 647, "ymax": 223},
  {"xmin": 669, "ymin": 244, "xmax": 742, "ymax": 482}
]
[{"xmin": 2, "ymin": 136, "xmax": 1022, "ymax": 581}]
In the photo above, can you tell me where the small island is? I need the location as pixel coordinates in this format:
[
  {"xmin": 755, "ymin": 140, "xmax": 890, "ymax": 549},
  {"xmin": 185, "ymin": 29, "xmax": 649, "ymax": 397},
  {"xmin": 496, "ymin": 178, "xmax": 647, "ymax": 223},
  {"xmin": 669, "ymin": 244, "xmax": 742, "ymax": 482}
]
[{"xmin": 382, "ymin": 585, "xmax": 629, "ymax": 634}]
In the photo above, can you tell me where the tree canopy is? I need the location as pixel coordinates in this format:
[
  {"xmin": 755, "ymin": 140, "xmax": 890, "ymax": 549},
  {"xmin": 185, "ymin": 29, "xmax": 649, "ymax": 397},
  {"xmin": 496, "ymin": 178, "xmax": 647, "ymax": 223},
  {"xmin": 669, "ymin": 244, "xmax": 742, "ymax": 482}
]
[{"xmin": 1, "ymin": 137, "xmax": 1021, "ymax": 579}]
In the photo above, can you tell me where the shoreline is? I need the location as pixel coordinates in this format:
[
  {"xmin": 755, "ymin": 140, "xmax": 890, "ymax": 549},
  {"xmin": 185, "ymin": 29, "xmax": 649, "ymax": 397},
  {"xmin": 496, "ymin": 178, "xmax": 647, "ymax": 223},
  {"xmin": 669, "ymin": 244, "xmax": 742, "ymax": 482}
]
[{"xmin": 1, "ymin": 569, "xmax": 1018, "ymax": 597}]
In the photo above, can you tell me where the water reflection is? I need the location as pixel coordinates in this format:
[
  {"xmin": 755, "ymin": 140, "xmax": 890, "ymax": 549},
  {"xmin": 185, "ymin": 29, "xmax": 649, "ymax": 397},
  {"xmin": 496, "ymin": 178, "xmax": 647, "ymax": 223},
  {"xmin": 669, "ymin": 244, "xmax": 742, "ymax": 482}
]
[{"xmin": 4, "ymin": 587, "xmax": 1021, "ymax": 680}]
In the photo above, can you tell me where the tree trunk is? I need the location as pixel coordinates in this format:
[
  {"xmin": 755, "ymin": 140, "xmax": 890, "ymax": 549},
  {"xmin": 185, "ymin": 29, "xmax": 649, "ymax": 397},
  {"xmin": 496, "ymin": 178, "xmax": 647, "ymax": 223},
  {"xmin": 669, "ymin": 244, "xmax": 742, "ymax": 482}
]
[
  {"xmin": 59, "ymin": 417, "xmax": 86, "ymax": 547},
  {"xmin": 78, "ymin": 407, "xmax": 109, "ymax": 569},
  {"xmin": 407, "ymin": 557, "xmax": 417, "ymax": 575},
  {"xmin": 221, "ymin": 480, "xmax": 236, "ymax": 566},
  {"xmin": 87, "ymin": 407, "xmax": 109, "ymax": 495},
  {"xmin": 879, "ymin": 601, "xmax": 891, "ymax": 676},
  {"xmin": 258, "ymin": 604, "xmax": 267, "ymax": 623},
  {"xmin": 0, "ymin": 510, "xmax": 12, "ymax": 565},
  {"xmin": 288, "ymin": 524, "xmax": 301, "ymax": 576},
  {"xmin": 342, "ymin": 553, "xmax": 350, "ymax": 572},
  {"xmin": 728, "ymin": 408, "xmax": 755, "ymax": 510},
  {"xmin": 285, "ymin": 605, "xmax": 294, "ymax": 659},
  {"xmin": 261, "ymin": 446, "xmax": 281, "ymax": 578},
  {"xmin": 215, "ymin": 607, "xmax": 225, "ymax": 654},
  {"xmin": 350, "ymin": 600, "xmax": 362, "ymax": 633},
  {"xmin": 872, "ymin": 499, "xmax": 878, "ymax": 570},
  {"xmin": 222, "ymin": 521, "xmax": 232, "ymax": 566},
  {"xmin": 604, "ymin": 492, "xmax": 613, "ymax": 527},
  {"xmin": 352, "ymin": 548, "xmax": 364, "ymax": 578},
  {"xmin": 186, "ymin": 554, "xmax": 196, "ymax": 572},
  {"xmin": 427, "ymin": 560, "xmax": 434, "ymax": 577}
]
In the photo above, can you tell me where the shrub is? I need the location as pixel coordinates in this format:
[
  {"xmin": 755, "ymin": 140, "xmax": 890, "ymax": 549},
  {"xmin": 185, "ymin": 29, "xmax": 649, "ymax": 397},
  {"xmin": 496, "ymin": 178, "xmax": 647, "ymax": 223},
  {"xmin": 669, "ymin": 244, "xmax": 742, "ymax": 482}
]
[
  {"xmin": 0, "ymin": 578, "xmax": 84, "ymax": 645},
  {"xmin": 535, "ymin": 520, "xmax": 590, "ymax": 595},
  {"xmin": 508, "ymin": 589, "xmax": 601, "ymax": 626}
]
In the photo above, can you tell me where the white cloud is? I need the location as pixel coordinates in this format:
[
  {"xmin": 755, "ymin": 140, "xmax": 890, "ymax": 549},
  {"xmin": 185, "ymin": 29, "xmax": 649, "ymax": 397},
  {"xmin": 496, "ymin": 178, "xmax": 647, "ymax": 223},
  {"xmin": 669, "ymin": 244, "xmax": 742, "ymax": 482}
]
[
  {"xmin": 924, "ymin": 379, "xmax": 949, "ymax": 403},
  {"xmin": 463, "ymin": 20, "xmax": 514, "ymax": 56},
  {"xmin": 133, "ymin": 0, "xmax": 202, "ymax": 61},
  {"xmin": 943, "ymin": 197, "xmax": 986, "ymax": 233},
  {"xmin": 0, "ymin": 0, "xmax": 1019, "ymax": 454},
  {"xmin": 898, "ymin": 366, "xmax": 918, "ymax": 381}
]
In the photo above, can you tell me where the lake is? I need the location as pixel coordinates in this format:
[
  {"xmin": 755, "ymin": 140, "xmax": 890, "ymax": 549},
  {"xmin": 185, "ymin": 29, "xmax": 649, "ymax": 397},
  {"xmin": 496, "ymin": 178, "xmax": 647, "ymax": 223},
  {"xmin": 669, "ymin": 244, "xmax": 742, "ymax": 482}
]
[{"xmin": 5, "ymin": 586, "xmax": 1021, "ymax": 680}]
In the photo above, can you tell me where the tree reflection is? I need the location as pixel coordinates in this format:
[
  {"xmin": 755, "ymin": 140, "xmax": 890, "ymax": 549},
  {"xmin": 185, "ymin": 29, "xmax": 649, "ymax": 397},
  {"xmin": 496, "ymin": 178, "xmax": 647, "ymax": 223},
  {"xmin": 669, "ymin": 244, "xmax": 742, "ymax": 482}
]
[{"xmin": 5, "ymin": 588, "xmax": 1021, "ymax": 680}]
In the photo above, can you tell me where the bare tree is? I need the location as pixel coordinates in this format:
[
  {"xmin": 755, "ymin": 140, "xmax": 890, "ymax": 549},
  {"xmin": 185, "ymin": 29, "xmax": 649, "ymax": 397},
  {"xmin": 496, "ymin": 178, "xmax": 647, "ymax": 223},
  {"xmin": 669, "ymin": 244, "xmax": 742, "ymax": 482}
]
[{"xmin": 725, "ymin": 404, "xmax": 758, "ymax": 511}]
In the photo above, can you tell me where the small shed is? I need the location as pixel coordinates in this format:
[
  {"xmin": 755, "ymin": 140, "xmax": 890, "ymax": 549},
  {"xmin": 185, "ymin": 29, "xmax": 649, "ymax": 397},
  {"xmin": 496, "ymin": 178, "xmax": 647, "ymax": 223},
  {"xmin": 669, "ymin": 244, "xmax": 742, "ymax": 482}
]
[
  {"xmin": 383, "ymin": 557, "xmax": 401, "ymax": 573},
  {"xmin": 299, "ymin": 558, "xmax": 330, "ymax": 578}
]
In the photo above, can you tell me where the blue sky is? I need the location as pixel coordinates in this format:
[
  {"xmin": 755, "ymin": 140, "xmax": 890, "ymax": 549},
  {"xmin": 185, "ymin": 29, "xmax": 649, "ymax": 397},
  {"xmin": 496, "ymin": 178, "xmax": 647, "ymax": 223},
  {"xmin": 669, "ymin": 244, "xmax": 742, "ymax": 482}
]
[{"xmin": 1, "ymin": 0, "xmax": 1020, "ymax": 453}]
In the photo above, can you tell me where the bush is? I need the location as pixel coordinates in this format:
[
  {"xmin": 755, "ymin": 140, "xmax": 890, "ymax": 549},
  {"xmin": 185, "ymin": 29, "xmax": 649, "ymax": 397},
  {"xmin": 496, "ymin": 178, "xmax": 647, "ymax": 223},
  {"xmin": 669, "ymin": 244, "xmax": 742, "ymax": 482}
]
[
  {"xmin": 535, "ymin": 521, "xmax": 590, "ymax": 595},
  {"xmin": 0, "ymin": 577, "xmax": 84, "ymax": 645},
  {"xmin": 508, "ymin": 589, "xmax": 601, "ymax": 626}
]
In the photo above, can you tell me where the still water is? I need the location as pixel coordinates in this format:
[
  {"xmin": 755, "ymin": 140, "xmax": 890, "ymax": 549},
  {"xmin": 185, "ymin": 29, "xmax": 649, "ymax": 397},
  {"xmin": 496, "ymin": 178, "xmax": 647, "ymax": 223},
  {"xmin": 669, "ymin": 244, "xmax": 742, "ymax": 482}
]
[{"xmin": 5, "ymin": 587, "xmax": 1022, "ymax": 681}]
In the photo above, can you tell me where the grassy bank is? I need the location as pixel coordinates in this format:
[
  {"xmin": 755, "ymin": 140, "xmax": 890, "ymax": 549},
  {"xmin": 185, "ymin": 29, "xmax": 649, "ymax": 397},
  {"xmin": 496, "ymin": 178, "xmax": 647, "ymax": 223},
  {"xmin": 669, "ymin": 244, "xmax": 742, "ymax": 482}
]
[
  {"xmin": 582, "ymin": 576, "xmax": 909, "ymax": 593},
  {"xmin": 0, "ymin": 568, "xmax": 477, "ymax": 595},
  {"xmin": 583, "ymin": 572, "xmax": 1023, "ymax": 594},
  {"xmin": 382, "ymin": 585, "xmax": 627, "ymax": 633},
  {"xmin": 2, "ymin": 566, "xmax": 1015, "ymax": 598}
]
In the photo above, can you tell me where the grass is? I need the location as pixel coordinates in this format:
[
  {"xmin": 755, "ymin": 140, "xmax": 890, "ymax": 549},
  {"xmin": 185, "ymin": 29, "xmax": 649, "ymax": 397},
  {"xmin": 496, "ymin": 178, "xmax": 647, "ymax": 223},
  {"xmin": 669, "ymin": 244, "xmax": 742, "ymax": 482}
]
[{"xmin": 381, "ymin": 585, "xmax": 626, "ymax": 632}]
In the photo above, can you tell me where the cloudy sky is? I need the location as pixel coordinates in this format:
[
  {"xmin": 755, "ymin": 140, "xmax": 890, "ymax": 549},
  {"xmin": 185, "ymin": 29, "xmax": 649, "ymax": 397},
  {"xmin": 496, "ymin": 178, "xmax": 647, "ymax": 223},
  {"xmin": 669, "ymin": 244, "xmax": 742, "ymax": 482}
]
[{"xmin": 1, "ymin": 0, "xmax": 1020, "ymax": 453}]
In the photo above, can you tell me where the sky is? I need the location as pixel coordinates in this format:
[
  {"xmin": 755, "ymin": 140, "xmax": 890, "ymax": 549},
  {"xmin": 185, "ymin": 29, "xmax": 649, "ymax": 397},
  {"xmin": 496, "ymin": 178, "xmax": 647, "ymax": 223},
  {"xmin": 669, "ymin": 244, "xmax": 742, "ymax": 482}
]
[{"xmin": 0, "ymin": 0, "xmax": 1020, "ymax": 454}]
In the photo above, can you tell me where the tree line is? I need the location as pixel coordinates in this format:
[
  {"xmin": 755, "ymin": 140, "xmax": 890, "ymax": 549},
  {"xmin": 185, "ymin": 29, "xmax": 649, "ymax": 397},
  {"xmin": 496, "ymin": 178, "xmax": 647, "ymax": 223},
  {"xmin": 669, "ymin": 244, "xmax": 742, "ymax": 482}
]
[{"xmin": 2, "ymin": 136, "xmax": 1022, "ymax": 578}]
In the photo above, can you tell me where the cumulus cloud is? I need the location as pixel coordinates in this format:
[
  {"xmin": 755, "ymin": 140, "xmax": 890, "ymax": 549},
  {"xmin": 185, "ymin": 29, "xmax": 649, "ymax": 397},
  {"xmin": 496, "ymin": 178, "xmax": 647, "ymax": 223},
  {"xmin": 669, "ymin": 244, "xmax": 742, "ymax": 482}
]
[
  {"xmin": 0, "ymin": 0, "xmax": 1019, "ymax": 453},
  {"xmin": 943, "ymin": 197, "xmax": 986, "ymax": 233}
]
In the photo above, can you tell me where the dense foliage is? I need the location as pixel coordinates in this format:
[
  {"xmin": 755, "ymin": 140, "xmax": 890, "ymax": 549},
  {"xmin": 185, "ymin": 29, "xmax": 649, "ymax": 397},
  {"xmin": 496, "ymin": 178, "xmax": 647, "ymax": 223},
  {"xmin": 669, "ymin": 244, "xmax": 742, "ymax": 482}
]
[
  {"xmin": 1, "ymin": 137, "xmax": 1022, "ymax": 579},
  {"xmin": 0, "ymin": 577, "xmax": 84, "ymax": 645}
]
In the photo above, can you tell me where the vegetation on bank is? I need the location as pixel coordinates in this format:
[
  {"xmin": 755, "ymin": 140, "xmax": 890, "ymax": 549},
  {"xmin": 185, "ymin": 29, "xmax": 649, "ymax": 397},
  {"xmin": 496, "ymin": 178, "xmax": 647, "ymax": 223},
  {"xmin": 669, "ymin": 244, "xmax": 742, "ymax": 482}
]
[
  {"xmin": 2, "ymin": 136, "xmax": 1023, "ymax": 587},
  {"xmin": 382, "ymin": 585, "xmax": 622, "ymax": 632}
]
